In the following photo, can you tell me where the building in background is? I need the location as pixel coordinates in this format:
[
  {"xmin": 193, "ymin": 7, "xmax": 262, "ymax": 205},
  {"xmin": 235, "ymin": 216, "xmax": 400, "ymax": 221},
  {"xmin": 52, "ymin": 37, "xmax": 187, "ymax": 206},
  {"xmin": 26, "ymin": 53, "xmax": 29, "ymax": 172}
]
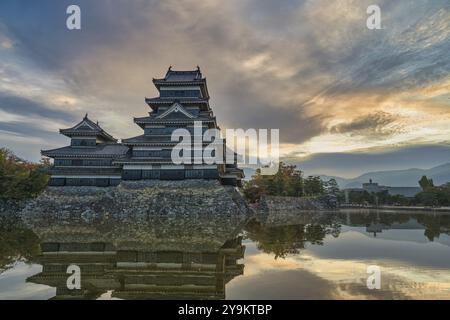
[
  {"xmin": 343, "ymin": 179, "xmax": 422, "ymax": 203},
  {"xmin": 362, "ymin": 179, "xmax": 422, "ymax": 198}
]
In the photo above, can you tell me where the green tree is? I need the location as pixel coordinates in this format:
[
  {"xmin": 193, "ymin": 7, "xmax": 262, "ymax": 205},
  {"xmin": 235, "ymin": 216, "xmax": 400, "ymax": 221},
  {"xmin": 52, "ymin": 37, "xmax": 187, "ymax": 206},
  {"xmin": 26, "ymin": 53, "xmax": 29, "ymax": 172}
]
[
  {"xmin": 347, "ymin": 190, "xmax": 372, "ymax": 205},
  {"xmin": 419, "ymin": 176, "xmax": 434, "ymax": 191},
  {"xmin": 304, "ymin": 176, "xmax": 324, "ymax": 196},
  {"xmin": 244, "ymin": 162, "xmax": 324, "ymax": 202},
  {"xmin": 414, "ymin": 191, "xmax": 438, "ymax": 206},
  {"xmin": 0, "ymin": 216, "xmax": 40, "ymax": 274},
  {"xmin": 324, "ymin": 178, "xmax": 340, "ymax": 196}
]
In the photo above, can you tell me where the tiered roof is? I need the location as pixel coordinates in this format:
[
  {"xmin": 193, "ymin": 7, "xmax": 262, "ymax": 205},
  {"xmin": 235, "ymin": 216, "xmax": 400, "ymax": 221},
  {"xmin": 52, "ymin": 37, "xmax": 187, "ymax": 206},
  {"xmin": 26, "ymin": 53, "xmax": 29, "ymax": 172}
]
[
  {"xmin": 59, "ymin": 114, "xmax": 117, "ymax": 142},
  {"xmin": 147, "ymin": 66, "xmax": 211, "ymax": 111},
  {"xmin": 121, "ymin": 135, "xmax": 215, "ymax": 146},
  {"xmin": 139, "ymin": 85, "xmax": 217, "ymax": 129},
  {"xmin": 153, "ymin": 66, "xmax": 205, "ymax": 85},
  {"xmin": 42, "ymin": 144, "xmax": 129, "ymax": 158},
  {"xmin": 42, "ymin": 114, "xmax": 127, "ymax": 158},
  {"xmin": 145, "ymin": 97, "xmax": 209, "ymax": 107}
]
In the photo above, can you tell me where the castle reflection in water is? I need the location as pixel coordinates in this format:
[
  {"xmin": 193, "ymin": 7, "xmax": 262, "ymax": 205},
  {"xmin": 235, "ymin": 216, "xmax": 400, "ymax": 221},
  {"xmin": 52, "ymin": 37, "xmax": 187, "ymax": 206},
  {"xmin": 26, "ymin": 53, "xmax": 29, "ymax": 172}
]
[
  {"xmin": 29, "ymin": 239, "xmax": 245, "ymax": 300},
  {"xmin": 26, "ymin": 214, "xmax": 248, "ymax": 300},
  {"xmin": 15, "ymin": 210, "xmax": 450, "ymax": 300}
]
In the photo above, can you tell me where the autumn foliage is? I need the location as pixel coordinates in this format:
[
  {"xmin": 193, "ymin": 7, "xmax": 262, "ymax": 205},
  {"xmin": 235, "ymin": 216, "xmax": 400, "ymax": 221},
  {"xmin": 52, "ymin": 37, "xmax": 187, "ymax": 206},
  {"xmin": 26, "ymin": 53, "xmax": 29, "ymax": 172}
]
[{"xmin": 0, "ymin": 148, "xmax": 49, "ymax": 200}]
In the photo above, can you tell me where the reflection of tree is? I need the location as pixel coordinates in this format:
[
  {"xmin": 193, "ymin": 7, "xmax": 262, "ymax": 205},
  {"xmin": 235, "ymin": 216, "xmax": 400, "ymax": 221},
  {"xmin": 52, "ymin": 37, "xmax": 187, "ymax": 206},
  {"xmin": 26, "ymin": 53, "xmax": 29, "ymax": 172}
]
[
  {"xmin": 417, "ymin": 215, "xmax": 450, "ymax": 241},
  {"xmin": 340, "ymin": 212, "xmax": 410, "ymax": 227},
  {"xmin": 378, "ymin": 213, "xmax": 410, "ymax": 226},
  {"xmin": 0, "ymin": 216, "xmax": 40, "ymax": 273},
  {"xmin": 304, "ymin": 224, "xmax": 326, "ymax": 245},
  {"xmin": 340, "ymin": 211, "xmax": 450, "ymax": 241},
  {"xmin": 245, "ymin": 219, "xmax": 341, "ymax": 259}
]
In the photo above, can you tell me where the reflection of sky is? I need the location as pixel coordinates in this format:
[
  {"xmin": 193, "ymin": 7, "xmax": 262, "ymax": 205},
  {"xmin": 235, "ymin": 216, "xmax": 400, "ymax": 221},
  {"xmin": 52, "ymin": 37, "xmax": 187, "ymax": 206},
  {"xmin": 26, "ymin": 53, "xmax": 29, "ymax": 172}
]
[
  {"xmin": 0, "ymin": 262, "xmax": 54, "ymax": 300},
  {"xmin": 227, "ymin": 251, "xmax": 450, "ymax": 299},
  {"xmin": 307, "ymin": 228, "xmax": 450, "ymax": 269},
  {"xmin": 231, "ymin": 224, "xmax": 450, "ymax": 299}
]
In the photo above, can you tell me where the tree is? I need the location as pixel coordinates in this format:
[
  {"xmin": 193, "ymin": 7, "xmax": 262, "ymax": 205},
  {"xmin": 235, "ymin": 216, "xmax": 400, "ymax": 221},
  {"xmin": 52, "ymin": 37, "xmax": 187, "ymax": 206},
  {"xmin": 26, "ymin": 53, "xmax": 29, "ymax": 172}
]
[
  {"xmin": 0, "ymin": 148, "xmax": 49, "ymax": 200},
  {"xmin": 347, "ymin": 190, "xmax": 372, "ymax": 205},
  {"xmin": 324, "ymin": 178, "xmax": 340, "ymax": 196},
  {"xmin": 419, "ymin": 176, "xmax": 434, "ymax": 191},
  {"xmin": 414, "ymin": 191, "xmax": 438, "ymax": 207},
  {"xmin": 304, "ymin": 176, "xmax": 324, "ymax": 196},
  {"xmin": 0, "ymin": 216, "xmax": 40, "ymax": 274},
  {"xmin": 243, "ymin": 162, "xmax": 319, "ymax": 202},
  {"xmin": 242, "ymin": 181, "xmax": 266, "ymax": 204}
]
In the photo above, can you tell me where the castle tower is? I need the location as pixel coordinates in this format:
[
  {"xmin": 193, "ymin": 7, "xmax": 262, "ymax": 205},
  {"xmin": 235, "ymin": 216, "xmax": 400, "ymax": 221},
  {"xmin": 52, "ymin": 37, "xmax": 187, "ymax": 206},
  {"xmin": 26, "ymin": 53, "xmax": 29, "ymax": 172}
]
[
  {"xmin": 116, "ymin": 67, "xmax": 243, "ymax": 186},
  {"xmin": 41, "ymin": 67, "xmax": 243, "ymax": 187},
  {"xmin": 41, "ymin": 115, "xmax": 128, "ymax": 186}
]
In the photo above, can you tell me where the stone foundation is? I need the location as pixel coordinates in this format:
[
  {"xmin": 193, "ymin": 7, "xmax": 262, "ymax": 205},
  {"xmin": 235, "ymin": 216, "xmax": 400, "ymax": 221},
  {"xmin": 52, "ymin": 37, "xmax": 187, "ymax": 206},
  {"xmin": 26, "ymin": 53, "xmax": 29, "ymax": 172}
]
[
  {"xmin": 20, "ymin": 180, "xmax": 253, "ymax": 225},
  {"xmin": 260, "ymin": 194, "xmax": 338, "ymax": 213}
]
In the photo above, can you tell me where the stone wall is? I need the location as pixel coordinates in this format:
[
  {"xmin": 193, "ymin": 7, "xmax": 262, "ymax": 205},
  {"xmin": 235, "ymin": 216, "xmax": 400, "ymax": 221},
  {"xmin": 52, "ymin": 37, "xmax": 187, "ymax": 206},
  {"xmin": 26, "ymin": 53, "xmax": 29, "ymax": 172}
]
[
  {"xmin": 260, "ymin": 194, "xmax": 338, "ymax": 213},
  {"xmin": 20, "ymin": 180, "xmax": 253, "ymax": 225},
  {"xmin": 0, "ymin": 199, "xmax": 28, "ymax": 216}
]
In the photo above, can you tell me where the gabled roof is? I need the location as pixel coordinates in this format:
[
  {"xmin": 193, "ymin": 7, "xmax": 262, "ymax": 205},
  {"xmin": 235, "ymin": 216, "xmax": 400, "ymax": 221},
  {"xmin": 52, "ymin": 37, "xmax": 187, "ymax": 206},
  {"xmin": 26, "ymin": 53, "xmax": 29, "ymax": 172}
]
[
  {"xmin": 59, "ymin": 114, "xmax": 117, "ymax": 142},
  {"xmin": 156, "ymin": 102, "xmax": 196, "ymax": 119}
]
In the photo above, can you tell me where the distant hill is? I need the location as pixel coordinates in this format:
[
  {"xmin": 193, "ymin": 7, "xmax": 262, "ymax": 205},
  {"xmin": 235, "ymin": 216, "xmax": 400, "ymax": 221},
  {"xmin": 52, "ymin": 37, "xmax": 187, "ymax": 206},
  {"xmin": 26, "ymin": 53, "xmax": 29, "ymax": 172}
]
[
  {"xmin": 241, "ymin": 162, "xmax": 450, "ymax": 188},
  {"xmin": 320, "ymin": 163, "xmax": 450, "ymax": 189}
]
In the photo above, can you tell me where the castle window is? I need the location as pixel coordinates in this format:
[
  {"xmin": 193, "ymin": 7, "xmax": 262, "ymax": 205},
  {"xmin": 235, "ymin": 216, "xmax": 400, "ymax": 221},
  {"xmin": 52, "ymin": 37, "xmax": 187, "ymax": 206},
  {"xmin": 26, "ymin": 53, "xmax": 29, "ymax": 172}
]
[{"xmin": 160, "ymin": 90, "xmax": 200, "ymax": 98}]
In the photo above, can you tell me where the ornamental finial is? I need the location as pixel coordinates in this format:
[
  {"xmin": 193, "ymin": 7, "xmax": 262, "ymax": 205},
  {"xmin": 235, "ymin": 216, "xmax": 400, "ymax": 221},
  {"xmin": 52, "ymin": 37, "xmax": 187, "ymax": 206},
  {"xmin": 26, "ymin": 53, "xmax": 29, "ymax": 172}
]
[{"xmin": 84, "ymin": 113, "xmax": 88, "ymax": 119}]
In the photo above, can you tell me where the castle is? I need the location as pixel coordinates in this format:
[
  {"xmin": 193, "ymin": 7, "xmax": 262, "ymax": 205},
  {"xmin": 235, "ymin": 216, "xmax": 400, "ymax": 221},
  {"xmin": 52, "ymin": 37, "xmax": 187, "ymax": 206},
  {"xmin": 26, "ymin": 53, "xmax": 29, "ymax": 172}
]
[{"xmin": 42, "ymin": 67, "xmax": 244, "ymax": 187}]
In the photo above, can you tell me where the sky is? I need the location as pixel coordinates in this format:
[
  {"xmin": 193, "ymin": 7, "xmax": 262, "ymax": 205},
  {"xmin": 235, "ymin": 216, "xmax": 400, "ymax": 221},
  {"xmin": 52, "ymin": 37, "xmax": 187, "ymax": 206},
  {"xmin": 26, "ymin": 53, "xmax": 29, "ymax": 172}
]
[{"xmin": 0, "ymin": 0, "xmax": 449, "ymax": 177}]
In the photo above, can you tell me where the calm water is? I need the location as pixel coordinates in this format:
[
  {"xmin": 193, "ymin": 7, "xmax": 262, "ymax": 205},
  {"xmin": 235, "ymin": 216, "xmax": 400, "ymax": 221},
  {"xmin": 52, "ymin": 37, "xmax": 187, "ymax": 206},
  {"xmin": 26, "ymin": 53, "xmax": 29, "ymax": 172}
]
[{"xmin": 1, "ymin": 210, "xmax": 450, "ymax": 300}]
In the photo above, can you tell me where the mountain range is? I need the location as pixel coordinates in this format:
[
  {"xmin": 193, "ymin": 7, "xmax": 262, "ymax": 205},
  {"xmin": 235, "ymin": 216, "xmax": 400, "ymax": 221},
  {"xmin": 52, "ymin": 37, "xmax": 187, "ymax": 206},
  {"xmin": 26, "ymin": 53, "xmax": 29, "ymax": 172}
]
[
  {"xmin": 320, "ymin": 163, "xmax": 450, "ymax": 189},
  {"xmin": 242, "ymin": 163, "xmax": 450, "ymax": 189}
]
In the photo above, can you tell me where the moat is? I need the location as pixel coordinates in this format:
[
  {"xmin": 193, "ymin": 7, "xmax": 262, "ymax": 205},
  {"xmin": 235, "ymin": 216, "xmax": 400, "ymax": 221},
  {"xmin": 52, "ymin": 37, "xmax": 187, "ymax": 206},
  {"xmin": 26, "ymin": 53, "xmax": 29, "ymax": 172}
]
[{"xmin": 1, "ymin": 209, "xmax": 449, "ymax": 300}]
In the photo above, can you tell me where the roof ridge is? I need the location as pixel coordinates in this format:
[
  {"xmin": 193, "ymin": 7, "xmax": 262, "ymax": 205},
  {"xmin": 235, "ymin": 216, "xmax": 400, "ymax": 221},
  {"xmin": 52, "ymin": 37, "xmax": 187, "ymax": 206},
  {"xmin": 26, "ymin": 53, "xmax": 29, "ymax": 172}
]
[{"xmin": 60, "ymin": 114, "xmax": 117, "ymax": 142}]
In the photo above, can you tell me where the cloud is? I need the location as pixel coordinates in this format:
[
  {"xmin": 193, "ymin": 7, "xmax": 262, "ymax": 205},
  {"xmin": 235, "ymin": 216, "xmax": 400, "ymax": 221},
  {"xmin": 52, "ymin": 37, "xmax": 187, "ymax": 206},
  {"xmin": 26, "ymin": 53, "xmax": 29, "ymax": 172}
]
[
  {"xmin": 0, "ymin": 0, "xmax": 448, "ymax": 172},
  {"xmin": 330, "ymin": 111, "xmax": 403, "ymax": 139},
  {"xmin": 0, "ymin": 93, "xmax": 76, "ymax": 121},
  {"xmin": 284, "ymin": 144, "xmax": 450, "ymax": 177}
]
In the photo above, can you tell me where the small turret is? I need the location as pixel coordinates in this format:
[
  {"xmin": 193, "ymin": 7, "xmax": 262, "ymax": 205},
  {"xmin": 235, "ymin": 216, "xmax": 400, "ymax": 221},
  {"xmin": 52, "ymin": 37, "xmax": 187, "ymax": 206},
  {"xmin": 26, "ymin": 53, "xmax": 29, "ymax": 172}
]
[{"xmin": 59, "ymin": 114, "xmax": 117, "ymax": 147}]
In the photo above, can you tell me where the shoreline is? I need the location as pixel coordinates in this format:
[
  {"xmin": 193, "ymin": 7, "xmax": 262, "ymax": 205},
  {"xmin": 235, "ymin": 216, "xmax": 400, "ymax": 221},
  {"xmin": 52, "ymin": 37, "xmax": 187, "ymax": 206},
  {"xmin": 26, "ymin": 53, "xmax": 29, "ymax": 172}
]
[
  {"xmin": 4, "ymin": 190, "xmax": 450, "ymax": 218},
  {"xmin": 339, "ymin": 205, "xmax": 450, "ymax": 213}
]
